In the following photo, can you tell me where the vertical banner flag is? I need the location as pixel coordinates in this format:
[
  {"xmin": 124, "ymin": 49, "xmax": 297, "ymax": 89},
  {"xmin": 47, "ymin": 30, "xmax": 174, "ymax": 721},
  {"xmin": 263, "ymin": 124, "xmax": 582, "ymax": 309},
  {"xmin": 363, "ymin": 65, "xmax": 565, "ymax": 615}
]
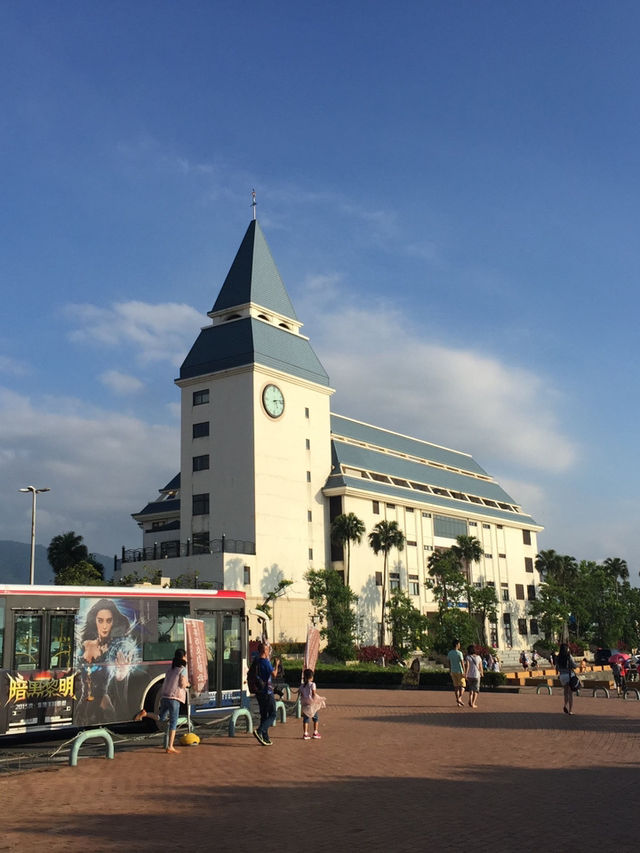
[
  {"xmin": 303, "ymin": 625, "xmax": 320, "ymax": 673},
  {"xmin": 183, "ymin": 618, "xmax": 209, "ymax": 701}
]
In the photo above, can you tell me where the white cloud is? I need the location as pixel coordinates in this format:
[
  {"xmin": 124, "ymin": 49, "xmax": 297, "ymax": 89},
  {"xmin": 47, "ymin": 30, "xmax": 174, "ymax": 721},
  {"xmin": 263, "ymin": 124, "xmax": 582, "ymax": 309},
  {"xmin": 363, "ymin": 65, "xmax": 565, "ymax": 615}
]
[
  {"xmin": 0, "ymin": 355, "xmax": 29, "ymax": 376},
  {"xmin": 65, "ymin": 301, "xmax": 206, "ymax": 365},
  {"xmin": 299, "ymin": 288, "xmax": 578, "ymax": 475},
  {"xmin": 100, "ymin": 370, "xmax": 144, "ymax": 395},
  {"xmin": 0, "ymin": 387, "xmax": 178, "ymax": 556}
]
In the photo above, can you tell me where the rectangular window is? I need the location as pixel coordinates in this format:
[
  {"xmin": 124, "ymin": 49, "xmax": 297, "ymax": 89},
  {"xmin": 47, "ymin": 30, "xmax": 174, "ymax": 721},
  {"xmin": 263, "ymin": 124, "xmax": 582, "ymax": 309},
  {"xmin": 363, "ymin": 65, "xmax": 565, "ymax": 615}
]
[
  {"xmin": 406, "ymin": 507, "xmax": 414, "ymax": 513},
  {"xmin": 308, "ymin": 548, "xmax": 313, "ymax": 560},
  {"xmin": 409, "ymin": 580, "xmax": 420, "ymax": 596},
  {"xmin": 192, "ymin": 533, "xmax": 209, "ymax": 554},
  {"xmin": 407, "ymin": 540, "xmax": 417, "ymax": 546},
  {"xmin": 192, "ymin": 454, "xmax": 210, "ymax": 472},
  {"xmin": 525, "ymin": 557, "xmax": 534, "ymax": 573},
  {"xmin": 527, "ymin": 585, "xmax": 536, "ymax": 601},
  {"xmin": 483, "ymin": 523, "xmax": 490, "ymax": 529},
  {"xmin": 484, "ymin": 553, "xmax": 493, "ymax": 559},
  {"xmin": 373, "ymin": 501, "xmax": 380, "ymax": 515},
  {"xmin": 424, "ymin": 544, "xmax": 433, "ymax": 551},
  {"xmin": 523, "ymin": 529, "xmax": 532, "ymax": 546},
  {"xmin": 305, "ymin": 407, "xmax": 310, "ymax": 418},
  {"xmin": 49, "ymin": 614, "xmax": 74, "ymax": 669},
  {"xmin": 13, "ymin": 613, "xmax": 42, "ymax": 670},
  {"xmin": 469, "ymin": 521, "xmax": 477, "ymax": 527},
  {"xmin": 518, "ymin": 618, "xmax": 528, "ymax": 636},
  {"xmin": 386, "ymin": 503, "xmax": 396, "ymax": 509},
  {"xmin": 502, "ymin": 584, "xmax": 509, "ymax": 602},
  {"xmin": 145, "ymin": 600, "xmax": 190, "ymax": 660},
  {"xmin": 515, "ymin": 584, "xmax": 525, "ymax": 600},
  {"xmin": 433, "ymin": 515, "xmax": 467, "ymax": 539},
  {"xmin": 530, "ymin": 619, "xmax": 539, "ymax": 635},
  {"xmin": 193, "ymin": 421, "xmax": 209, "ymax": 438},
  {"xmin": 498, "ymin": 553, "xmax": 506, "ymax": 559},
  {"xmin": 305, "ymin": 438, "xmax": 310, "ymax": 449},
  {"xmin": 307, "ymin": 510, "xmax": 313, "ymax": 522},
  {"xmin": 192, "ymin": 493, "xmax": 210, "ymax": 515},
  {"xmin": 375, "ymin": 572, "xmax": 383, "ymax": 586},
  {"xmin": 389, "ymin": 572, "xmax": 400, "ymax": 591},
  {"xmin": 422, "ymin": 511, "xmax": 432, "ymax": 518},
  {"xmin": 243, "ymin": 566, "xmax": 251, "ymax": 585},
  {"xmin": 193, "ymin": 389, "xmax": 209, "ymax": 406},
  {"xmin": 306, "ymin": 471, "xmax": 311, "ymax": 483}
]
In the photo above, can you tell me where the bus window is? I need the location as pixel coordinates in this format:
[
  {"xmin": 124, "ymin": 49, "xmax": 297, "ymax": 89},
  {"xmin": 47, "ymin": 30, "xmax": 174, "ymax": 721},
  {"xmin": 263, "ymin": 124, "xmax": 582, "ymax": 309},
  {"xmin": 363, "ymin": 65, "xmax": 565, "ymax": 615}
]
[
  {"xmin": 195, "ymin": 612, "xmax": 218, "ymax": 694},
  {"xmin": 0, "ymin": 602, "xmax": 4, "ymax": 664},
  {"xmin": 221, "ymin": 612, "xmax": 242, "ymax": 690},
  {"xmin": 144, "ymin": 600, "xmax": 190, "ymax": 660},
  {"xmin": 49, "ymin": 614, "xmax": 74, "ymax": 669},
  {"xmin": 13, "ymin": 613, "xmax": 42, "ymax": 671}
]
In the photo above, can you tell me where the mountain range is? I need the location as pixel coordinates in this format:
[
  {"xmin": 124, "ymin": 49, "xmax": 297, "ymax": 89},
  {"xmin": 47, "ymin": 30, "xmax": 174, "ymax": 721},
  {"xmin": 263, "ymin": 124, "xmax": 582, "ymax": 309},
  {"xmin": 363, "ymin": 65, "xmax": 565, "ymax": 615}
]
[{"xmin": 0, "ymin": 540, "xmax": 114, "ymax": 585}]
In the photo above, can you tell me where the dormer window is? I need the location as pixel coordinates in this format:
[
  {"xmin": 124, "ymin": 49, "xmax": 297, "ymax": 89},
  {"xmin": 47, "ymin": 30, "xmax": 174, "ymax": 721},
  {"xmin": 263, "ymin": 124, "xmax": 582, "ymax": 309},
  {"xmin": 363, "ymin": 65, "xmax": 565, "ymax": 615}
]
[
  {"xmin": 278, "ymin": 322, "xmax": 290, "ymax": 330},
  {"xmin": 257, "ymin": 313, "xmax": 270, "ymax": 322}
]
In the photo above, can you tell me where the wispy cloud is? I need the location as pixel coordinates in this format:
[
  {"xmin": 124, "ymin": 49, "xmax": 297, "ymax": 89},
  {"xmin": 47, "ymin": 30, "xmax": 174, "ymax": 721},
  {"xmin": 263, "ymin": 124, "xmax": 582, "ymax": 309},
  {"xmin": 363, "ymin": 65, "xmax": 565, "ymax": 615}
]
[
  {"xmin": 100, "ymin": 370, "xmax": 144, "ymax": 395},
  {"xmin": 0, "ymin": 354, "xmax": 30, "ymax": 376},
  {"xmin": 299, "ymin": 284, "xmax": 578, "ymax": 475},
  {"xmin": 66, "ymin": 301, "xmax": 206, "ymax": 365},
  {"xmin": 0, "ymin": 387, "xmax": 178, "ymax": 555}
]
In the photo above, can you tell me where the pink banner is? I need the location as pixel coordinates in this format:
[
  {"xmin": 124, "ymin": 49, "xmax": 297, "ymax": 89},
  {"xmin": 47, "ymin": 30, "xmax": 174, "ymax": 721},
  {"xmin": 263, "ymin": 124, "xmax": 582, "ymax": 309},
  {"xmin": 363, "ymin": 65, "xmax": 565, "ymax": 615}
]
[
  {"xmin": 183, "ymin": 618, "xmax": 209, "ymax": 698},
  {"xmin": 303, "ymin": 625, "xmax": 320, "ymax": 673}
]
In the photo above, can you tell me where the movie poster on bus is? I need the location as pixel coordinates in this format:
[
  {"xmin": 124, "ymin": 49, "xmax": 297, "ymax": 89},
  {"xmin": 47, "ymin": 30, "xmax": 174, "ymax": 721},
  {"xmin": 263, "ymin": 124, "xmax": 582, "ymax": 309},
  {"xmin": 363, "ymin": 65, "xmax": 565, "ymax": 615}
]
[
  {"xmin": 184, "ymin": 617, "xmax": 209, "ymax": 701},
  {"xmin": 74, "ymin": 597, "xmax": 142, "ymax": 725}
]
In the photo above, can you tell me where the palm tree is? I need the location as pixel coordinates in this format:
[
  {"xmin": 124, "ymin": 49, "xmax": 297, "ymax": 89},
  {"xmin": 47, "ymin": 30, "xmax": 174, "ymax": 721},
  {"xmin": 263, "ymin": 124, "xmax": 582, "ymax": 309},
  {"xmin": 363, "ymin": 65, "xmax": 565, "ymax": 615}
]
[
  {"xmin": 451, "ymin": 535, "xmax": 483, "ymax": 612},
  {"xmin": 47, "ymin": 531, "xmax": 89, "ymax": 576},
  {"xmin": 330, "ymin": 513, "xmax": 365, "ymax": 587},
  {"xmin": 368, "ymin": 520, "xmax": 405, "ymax": 646}
]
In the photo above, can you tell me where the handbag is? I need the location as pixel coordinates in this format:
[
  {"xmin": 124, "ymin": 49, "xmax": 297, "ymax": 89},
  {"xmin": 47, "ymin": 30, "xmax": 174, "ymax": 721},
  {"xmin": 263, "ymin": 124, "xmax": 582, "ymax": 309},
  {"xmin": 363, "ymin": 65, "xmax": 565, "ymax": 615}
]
[{"xmin": 569, "ymin": 672, "xmax": 581, "ymax": 692}]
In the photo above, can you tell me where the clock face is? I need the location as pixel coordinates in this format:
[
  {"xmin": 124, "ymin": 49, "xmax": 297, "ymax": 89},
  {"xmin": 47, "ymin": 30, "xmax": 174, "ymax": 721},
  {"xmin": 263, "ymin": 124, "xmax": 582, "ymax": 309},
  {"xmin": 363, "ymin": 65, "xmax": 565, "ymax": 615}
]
[{"xmin": 262, "ymin": 384, "xmax": 285, "ymax": 418}]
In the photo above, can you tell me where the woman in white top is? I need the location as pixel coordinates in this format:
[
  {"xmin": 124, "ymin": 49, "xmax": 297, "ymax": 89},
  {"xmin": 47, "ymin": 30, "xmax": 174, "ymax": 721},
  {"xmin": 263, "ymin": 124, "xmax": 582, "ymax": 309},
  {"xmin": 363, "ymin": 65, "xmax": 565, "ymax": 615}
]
[{"xmin": 464, "ymin": 645, "xmax": 484, "ymax": 708}]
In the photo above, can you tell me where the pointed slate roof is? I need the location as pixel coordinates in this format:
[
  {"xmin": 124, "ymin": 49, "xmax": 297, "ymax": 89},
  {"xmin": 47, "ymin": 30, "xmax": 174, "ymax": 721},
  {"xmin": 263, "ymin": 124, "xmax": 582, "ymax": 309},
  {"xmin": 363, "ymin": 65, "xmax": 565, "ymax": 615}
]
[{"xmin": 211, "ymin": 220, "xmax": 298, "ymax": 320}]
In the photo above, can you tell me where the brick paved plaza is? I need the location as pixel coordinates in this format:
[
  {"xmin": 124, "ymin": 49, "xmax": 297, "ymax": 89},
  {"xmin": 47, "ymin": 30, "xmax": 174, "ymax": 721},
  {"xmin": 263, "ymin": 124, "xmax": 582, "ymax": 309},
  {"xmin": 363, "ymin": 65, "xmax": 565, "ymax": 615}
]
[{"xmin": 0, "ymin": 688, "xmax": 638, "ymax": 852}]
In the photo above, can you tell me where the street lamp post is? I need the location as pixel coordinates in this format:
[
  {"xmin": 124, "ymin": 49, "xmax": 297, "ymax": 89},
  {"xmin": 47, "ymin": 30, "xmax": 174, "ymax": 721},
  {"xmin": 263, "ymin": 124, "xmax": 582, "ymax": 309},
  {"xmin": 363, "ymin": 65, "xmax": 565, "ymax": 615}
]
[{"xmin": 19, "ymin": 486, "xmax": 50, "ymax": 585}]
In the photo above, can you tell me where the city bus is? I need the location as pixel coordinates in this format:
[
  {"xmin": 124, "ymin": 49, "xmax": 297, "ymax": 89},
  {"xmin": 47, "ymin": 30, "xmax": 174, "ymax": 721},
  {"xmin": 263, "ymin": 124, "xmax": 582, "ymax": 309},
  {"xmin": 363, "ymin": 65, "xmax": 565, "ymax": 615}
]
[{"xmin": 0, "ymin": 584, "xmax": 249, "ymax": 737}]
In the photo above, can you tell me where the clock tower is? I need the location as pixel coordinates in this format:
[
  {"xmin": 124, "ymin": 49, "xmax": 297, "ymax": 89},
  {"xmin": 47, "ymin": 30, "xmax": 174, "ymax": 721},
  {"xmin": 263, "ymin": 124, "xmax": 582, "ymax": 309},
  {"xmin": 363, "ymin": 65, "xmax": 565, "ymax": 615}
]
[{"xmin": 176, "ymin": 219, "xmax": 334, "ymax": 636}]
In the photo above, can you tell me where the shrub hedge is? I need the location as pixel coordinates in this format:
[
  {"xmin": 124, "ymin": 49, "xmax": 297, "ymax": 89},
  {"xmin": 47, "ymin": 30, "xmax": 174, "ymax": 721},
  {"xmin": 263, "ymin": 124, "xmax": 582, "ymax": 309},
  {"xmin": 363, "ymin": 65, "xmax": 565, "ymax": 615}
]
[{"xmin": 280, "ymin": 660, "xmax": 508, "ymax": 689}]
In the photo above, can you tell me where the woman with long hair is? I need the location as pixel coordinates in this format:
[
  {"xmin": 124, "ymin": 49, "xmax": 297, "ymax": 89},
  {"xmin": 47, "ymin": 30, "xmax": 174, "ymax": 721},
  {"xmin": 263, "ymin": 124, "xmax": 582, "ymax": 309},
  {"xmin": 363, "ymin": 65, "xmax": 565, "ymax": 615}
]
[
  {"xmin": 556, "ymin": 642, "xmax": 578, "ymax": 714},
  {"xmin": 76, "ymin": 598, "xmax": 136, "ymax": 724}
]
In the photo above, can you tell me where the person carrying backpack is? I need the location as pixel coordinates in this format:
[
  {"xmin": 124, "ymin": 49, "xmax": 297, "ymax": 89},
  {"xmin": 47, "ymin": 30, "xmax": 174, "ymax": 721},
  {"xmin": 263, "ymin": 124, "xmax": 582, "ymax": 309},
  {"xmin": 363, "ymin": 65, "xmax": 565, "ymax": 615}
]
[{"xmin": 252, "ymin": 641, "xmax": 280, "ymax": 746}]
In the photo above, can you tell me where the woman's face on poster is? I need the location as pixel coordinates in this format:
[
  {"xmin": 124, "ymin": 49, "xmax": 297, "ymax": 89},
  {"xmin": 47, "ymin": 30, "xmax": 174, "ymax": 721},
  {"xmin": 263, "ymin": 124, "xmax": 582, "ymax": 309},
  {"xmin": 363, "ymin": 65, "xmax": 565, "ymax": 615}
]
[{"xmin": 96, "ymin": 608, "xmax": 114, "ymax": 640}]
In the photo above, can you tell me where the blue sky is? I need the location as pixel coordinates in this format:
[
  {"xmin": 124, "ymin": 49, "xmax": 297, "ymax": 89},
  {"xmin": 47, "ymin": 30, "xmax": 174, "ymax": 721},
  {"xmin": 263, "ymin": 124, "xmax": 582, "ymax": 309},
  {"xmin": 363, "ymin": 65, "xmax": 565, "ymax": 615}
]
[{"xmin": 2, "ymin": 2, "xmax": 639, "ymax": 574}]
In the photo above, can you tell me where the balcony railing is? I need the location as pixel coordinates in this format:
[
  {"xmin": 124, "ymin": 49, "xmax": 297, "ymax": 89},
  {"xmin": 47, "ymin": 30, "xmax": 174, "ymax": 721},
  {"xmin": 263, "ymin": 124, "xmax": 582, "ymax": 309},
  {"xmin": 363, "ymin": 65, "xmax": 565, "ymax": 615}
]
[{"xmin": 121, "ymin": 536, "xmax": 256, "ymax": 564}]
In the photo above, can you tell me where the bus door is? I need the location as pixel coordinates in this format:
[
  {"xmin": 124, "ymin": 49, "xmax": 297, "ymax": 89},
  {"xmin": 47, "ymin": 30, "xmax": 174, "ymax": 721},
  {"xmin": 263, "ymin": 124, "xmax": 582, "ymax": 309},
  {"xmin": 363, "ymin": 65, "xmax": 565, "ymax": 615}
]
[
  {"xmin": 3, "ymin": 609, "xmax": 75, "ymax": 732},
  {"xmin": 191, "ymin": 609, "xmax": 243, "ymax": 712}
]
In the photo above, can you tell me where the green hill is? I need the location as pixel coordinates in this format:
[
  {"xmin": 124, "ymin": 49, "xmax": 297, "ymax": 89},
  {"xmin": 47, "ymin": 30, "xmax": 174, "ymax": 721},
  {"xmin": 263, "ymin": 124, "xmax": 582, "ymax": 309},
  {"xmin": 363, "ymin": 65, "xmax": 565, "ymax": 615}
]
[{"xmin": 0, "ymin": 541, "xmax": 114, "ymax": 585}]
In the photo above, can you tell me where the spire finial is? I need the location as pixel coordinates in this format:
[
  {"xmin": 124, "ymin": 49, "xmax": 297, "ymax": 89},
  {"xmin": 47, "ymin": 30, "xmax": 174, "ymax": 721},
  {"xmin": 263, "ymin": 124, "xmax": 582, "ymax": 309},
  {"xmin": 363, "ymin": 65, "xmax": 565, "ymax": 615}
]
[{"xmin": 251, "ymin": 188, "xmax": 256, "ymax": 220}]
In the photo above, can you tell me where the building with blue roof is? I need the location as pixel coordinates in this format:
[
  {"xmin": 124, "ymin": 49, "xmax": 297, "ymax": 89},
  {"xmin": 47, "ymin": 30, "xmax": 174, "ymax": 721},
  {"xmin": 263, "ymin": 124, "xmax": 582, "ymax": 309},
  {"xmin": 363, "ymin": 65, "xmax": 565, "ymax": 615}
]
[{"xmin": 121, "ymin": 215, "xmax": 542, "ymax": 650}]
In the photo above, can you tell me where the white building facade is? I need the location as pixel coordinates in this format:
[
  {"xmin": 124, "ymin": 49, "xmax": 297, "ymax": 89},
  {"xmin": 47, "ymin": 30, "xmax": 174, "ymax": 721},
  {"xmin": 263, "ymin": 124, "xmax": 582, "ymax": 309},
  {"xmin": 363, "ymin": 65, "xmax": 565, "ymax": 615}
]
[{"xmin": 117, "ymin": 218, "xmax": 543, "ymax": 650}]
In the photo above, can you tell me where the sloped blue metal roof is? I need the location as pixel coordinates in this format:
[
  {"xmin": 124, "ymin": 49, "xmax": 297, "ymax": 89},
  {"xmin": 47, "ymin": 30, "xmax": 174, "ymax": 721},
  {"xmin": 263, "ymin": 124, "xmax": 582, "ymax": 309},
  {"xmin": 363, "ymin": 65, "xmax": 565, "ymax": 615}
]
[
  {"xmin": 324, "ymin": 472, "xmax": 539, "ymax": 527},
  {"xmin": 330, "ymin": 414, "xmax": 488, "ymax": 476},
  {"xmin": 134, "ymin": 499, "xmax": 181, "ymax": 517},
  {"xmin": 331, "ymin": 440, "xmax": 516, "ymax": 504},
  {"xmin": 211, "ymin": 220, "xmax": 298, "ymax": 320},
  {"xmin": 179, "ymin": 317, "xmax": 330, "ymax": 386}
]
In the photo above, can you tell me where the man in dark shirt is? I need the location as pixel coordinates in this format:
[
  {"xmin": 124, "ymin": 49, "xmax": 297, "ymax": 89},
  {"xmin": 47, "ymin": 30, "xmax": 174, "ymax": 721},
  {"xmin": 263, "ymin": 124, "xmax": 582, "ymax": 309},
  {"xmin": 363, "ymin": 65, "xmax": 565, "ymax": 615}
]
[{"xmin": 254, "ymin": 641, "xmax": 280, "ymax": 746}]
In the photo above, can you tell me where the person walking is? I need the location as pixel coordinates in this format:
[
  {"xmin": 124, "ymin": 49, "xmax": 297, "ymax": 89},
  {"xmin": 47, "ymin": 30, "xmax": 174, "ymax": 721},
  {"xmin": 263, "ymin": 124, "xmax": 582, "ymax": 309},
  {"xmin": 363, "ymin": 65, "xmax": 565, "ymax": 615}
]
[
  {"xmin": 299, "ymin": 668, "xmax": 325, "ymax": 739},
  {"xmin": 556, "ymin": 642, "xmax": 578, "ymax": 715},
  {"xmin": 464, "ymin": 645, "xmax": 484, "ymax": 708},
  {"xmin": 447, "ymin": 639, "xmax": 466, "ymax": 707},
  {"xmin": 254, "ymin": 641, "xmax": 280, "ymax": 746}
]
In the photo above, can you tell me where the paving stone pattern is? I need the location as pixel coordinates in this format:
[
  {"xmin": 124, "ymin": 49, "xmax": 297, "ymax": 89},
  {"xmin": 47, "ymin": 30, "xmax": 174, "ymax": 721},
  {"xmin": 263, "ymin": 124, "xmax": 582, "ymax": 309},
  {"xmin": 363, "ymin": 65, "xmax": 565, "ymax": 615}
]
[{"xmin": 0, "ymin": 689, "xmax": 638, "ymax": 852}]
